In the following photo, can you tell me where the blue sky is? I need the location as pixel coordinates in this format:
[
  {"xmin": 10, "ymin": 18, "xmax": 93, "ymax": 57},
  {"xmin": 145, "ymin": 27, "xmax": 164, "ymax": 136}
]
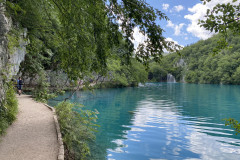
[
  {"xmin": 132, "ymin": 0, "xmax": 239, "ymax": 47},
  {"xmin": 146, "ymin": 0, "xmax": 201, "ymax": 46}
]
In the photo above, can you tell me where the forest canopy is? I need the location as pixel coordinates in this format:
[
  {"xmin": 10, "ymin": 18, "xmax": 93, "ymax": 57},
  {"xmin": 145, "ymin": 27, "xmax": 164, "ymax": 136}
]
[
  {"xmin": 200, "ymin": 0, "xmax": 240, "ymax": 54},
  {"xmin": 5, "ymin": 0, "xmax": 181, "ymax": 81},
  {"xmin": 151, "ymin": 32, "xmax": 240, "ymax": 85}
]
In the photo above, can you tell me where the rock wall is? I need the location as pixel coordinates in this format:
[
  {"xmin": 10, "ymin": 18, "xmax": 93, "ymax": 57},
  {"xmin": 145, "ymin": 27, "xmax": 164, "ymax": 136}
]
[
  {"xmin": 22, "ymin": 70, "xmax": 72, "ymax": 87},
  {"xmin": 0, "ymin": 1, "xmax": 27, "ymax": 104},
  {"xmin": 9, "ymin": 28, "xmax": 27, "ymax": 76},
  {"xmin": 0, "ymin": 1, "xmax": 11, "ymax": 103}
]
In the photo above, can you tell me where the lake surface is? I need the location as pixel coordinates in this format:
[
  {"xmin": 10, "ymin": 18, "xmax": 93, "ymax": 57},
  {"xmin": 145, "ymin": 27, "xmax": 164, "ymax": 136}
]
[{"xmin": 48, "ymin": 83, "xmax": 240, "ymax": 160}]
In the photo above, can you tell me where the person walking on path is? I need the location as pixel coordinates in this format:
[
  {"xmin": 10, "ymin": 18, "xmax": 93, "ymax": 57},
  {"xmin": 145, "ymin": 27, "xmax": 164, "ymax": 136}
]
[{"xmin": 17, "ymin": 77, "xmax": 23, "ymax": 95}]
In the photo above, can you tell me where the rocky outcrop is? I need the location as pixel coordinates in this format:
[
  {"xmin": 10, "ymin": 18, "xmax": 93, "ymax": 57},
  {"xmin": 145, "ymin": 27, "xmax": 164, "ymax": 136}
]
[
  {"xmin": 8, "ymin": 28, "xmax": 28, "ymax": 76},
  {"xmin": 0, "ymin": 1, "xmax": 11, "ymax": 103},
  {"xmin": 0, "ymin": 1, "xmax": 27, "ymax": 104},
  {"xmin": 22, "ymin": 70, "xmax": 72, "ymax": 87}
]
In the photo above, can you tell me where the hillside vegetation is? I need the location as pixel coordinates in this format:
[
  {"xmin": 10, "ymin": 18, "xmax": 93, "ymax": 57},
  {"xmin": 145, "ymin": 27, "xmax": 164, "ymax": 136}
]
[{"xmin": 151, "ymin": 32, "xmax": 240, "ymax": 85}]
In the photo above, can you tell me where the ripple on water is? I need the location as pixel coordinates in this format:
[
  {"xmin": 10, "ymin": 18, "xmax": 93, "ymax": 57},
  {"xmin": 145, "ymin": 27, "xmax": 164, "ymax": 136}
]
[{"xmin": 48, "ymin": 83, "xmax": 240, "ymax": 160}]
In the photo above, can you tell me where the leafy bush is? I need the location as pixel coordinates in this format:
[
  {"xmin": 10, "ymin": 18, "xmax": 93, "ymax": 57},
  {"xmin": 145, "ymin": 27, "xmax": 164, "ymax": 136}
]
[
  {"xmin": 55, "ymin": 101, "xmax": 99, "ymax": 160},
  {"xmin": 0, "ymin": 82, "xmax": 18, "ymax": 135},
  {"xmin": 0, "ymin": 119, "xmax": 9, "ymax": 135},
  {"xmin": 32, "ymin": 70, "xmax": 56, "ymax": 103}
]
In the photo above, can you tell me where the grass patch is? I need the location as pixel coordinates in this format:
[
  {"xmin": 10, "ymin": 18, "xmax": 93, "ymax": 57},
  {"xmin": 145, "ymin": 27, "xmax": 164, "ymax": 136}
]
[{"xmin": 0, "ymin": 82, "xmax": 18, "ymax": 135}]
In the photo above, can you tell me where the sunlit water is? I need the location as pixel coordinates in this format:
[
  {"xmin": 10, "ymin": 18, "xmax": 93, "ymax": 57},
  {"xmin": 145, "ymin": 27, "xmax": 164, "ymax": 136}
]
[{"xmin": 48, "ymin": 83, "xmax": 240, "ymax": 160}]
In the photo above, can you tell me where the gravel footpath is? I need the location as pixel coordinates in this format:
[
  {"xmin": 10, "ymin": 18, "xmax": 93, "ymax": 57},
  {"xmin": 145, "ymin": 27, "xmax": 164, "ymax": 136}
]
[{"xmin": 0, "ymin": 95, "xmax": 58, "ymax": 160}]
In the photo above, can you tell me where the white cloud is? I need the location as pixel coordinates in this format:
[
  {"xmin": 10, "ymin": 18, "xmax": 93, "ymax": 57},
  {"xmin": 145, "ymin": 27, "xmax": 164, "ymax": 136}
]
[
  {"xmin": 164, "ymin": 38, "xmax": 184, "ymax": 54},
  {"xmin": 162, "ymin": 3, "xmax": 170, "ymax": 11},
  {"xmin": 174, "ymin": 5, "xmax": 184, "ymax": 12},
  {"xmin": 132, "ymin": 26, "xmax": 185, "ymax": 52},
  {"xmin": 171, "ymin": 5, "xmax": 184, "ymax": 13},
  {"xmin": 184, "ymin": 0, "xmax": 239, "ymax": 40},
  {"xmin": 132, "ymin": 27, "xmax": 183, "ymax": 53},
  {"xmin": 132, "ymin": 27, "xmax": 147, "ymax": 49},
  {"xmin": 166, "ymin": 21, "xmax": 174, "ymax": 28},
  {"xmin": 167, "ymin": 21, "xmax": 185, "ymax": 36},
  {"xmin": 166, "ymin": 37, "xmax": 178, "ymax": 45},
  {"xmin": 166, "ymin": 37, "xmax": 183, "ymax": 48},
  {"xmin": 175, "ymin": 23, "xmax": 185, "ymax": 36}
]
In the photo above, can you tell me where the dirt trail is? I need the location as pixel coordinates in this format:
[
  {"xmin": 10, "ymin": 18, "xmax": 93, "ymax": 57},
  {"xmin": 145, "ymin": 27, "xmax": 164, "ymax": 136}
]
[{"xmin": 0, "ymin": 95, "xmax": 58, "ymax": 160}]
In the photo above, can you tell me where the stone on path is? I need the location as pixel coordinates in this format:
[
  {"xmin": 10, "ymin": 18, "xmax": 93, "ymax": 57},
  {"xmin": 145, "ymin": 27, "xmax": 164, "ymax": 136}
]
[{"xmin": 0, "ymin": 95, "xmax": 58, "ymax": 160}]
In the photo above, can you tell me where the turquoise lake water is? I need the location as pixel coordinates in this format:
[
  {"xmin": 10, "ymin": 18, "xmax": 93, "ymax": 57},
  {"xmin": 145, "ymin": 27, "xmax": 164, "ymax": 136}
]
[{"xmin": 48, "ymin": 83, "xmax": 240, "ymax": 160}]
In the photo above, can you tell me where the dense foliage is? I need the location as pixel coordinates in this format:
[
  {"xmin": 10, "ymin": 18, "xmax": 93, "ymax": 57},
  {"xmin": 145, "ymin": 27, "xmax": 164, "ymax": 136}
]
[
  {"xmin": 98, "ymin": 32, "xmax": 240, "ymax": 85},
  {"xmin": 94, "ymin": 58, "xmax": 147, "ymax": 88},
  {"xmin": 55, "ymin": 101, "xmax": 99, "ymax": 160},
  {"xmin": 5, "ymin": 0, "xmax": 180, "ymax": 82},
  {"xmin": 148, "ymin": 54, "xmax": 184, "ymax": 82},
  {"xmin": 151, "ymin": 32, "xmax": 240, "ymax": 84},
  {"xmin": 2, "ymin": 0, "xmax": 184, "ymax": 92},
  {"xmin": 183, "ymin": 33, "xmax": 240, "ymax": 84},
  {"xmin": 200, "ymin": 0, "xmax": 240, "ymax": 54},
  {"xmin": 32, "ymin": 70, "xmax": 56, "ymax": 103},
  {"xmin": 0, "ymin": 82, "xmax": 18, "ymax": 135}
]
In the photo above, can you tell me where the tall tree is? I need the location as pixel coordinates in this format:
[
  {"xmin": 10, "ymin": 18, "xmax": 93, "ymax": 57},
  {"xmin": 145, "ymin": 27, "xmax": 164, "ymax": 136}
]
[
  {"xmin": 200, "ymin": 0, "xmax": 240, "ymax": 54},
  {"xmin": 6, "ymin": 0, "xmax": 181, "ymax": 81}
]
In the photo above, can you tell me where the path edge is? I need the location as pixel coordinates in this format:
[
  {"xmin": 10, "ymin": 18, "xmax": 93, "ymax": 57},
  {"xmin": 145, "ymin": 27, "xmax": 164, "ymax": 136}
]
[{"xmin": 44, "ymin": 104, "xmax": 64, "ymax": 160}]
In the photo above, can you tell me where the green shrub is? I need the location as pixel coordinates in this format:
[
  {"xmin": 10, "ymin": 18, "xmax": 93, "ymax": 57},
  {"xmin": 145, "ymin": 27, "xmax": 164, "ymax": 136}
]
[
  {"xmin": 0, "ymin": 119, "xmax": 9, "ymax": 135},
  {"xmin": 32, "ymin": 70, "xmax": 56, "ymax": 103},
  {"xmin": 5, "ymin": 82, "xmax": 18, "ymax": 122},
  {"xmin": 55, "ymin": 101, "xmax": 99, "ymax": 160},
  {"xmin": 0, "ymin": 82, "xmax": 18, "ymax": 135}
]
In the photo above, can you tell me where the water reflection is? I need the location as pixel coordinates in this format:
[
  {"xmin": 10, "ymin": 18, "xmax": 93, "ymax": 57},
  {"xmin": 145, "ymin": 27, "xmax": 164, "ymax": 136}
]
[
  {"xmin": 110, "ymin": 97, "xmax": 240, "ymax": 159},
  {"xmin": 107, "ymin": 97, "xmax": 200, "ymax": 160},
  {"xmin": 48, "ymin": 83, "xmax": 240, "ymax": 160}
]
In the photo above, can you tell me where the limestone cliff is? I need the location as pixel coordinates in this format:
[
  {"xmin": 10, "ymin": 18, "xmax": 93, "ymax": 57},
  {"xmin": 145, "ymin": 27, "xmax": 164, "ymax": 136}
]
[
  {"xmin": 0, "ymin": 1, "xmax": 11, "ymax": 103},
  {"xmin": 0, "ymin": 1, "xmax": 27, "ymax": 104}
]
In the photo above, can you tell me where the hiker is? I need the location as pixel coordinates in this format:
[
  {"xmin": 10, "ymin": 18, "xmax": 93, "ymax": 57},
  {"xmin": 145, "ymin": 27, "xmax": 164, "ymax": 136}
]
[{"xmin": 17, "ymin": 77, "xmax": 23, "ymax": 95}]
